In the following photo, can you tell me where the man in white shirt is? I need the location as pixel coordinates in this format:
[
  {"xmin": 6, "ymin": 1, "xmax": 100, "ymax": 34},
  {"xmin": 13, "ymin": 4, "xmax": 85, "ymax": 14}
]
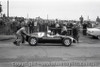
[{"xmin": 13, "ymin": 22, "xmax": 29, "ymax": 46}]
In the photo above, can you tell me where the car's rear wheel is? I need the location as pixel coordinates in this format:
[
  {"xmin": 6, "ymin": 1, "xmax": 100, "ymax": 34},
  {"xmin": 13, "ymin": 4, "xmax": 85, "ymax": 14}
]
[
  {"xmin": 62, "ymin": 38, "xmax": 72, "ymax": 47},
  {"xmin": 97, "ymin": 36, "xmax": 100, "ymax": 39},
  {"xmin": 28, "ymin": 37, "xmax": 38, "ymax": 46}
]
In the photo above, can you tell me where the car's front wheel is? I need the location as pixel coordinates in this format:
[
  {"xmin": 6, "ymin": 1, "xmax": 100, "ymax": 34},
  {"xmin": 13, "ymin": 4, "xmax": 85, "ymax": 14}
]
[
  {"xmin": 28, "ymin": 37, "xmax": 38, "ymax": 46},
  {"xmin": 62, "ymin": 38, "xmax": 72, "ymax": 47}
]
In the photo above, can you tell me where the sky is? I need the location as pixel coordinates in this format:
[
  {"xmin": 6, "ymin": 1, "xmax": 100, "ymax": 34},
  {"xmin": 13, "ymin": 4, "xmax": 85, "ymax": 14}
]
[{"xmin": 0, "ymin": 0, "xmax": 100, "ymax": 20}]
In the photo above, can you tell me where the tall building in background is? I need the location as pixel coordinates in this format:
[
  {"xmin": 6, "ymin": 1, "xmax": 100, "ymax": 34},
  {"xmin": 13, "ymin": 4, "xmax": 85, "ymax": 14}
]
[{"xmin": 7, "ymin": 0, "xmax": 9, "ymax": 17}]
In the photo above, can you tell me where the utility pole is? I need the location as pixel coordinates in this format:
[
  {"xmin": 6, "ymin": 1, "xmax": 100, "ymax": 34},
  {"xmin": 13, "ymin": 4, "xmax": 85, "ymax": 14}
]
[
  {"xmin": 0, "ymin": 1, "xmax": 2, "ymax": 17},
  {"xmin": 46, "ymin": 14, "xmax": 48, "ymax": 33},
  {"xmin": 7, "ymin": 0, "xmax": 9, "ymax": 17},
  {"xmin": 47, "ymin": 14, "xmax": 48, "ymax": 20},
  {"xmin": 0, "ymin": 1, "xmax": 2, "ymax": 13}
]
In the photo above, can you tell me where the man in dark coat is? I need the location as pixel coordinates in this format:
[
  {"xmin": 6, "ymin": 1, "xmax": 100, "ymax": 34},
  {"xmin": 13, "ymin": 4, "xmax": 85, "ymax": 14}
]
[
  {"xmin": 82, "ymin": 22, "xmax": 87, "ymax": 35},
  {"xmin": 72, "ymin": 24, "xmax": 79, "ymax": 43},
  {"xmin": 67, "ymin": 21, "xmax": 73, "ymax": 35},
  {"xmin": 79, "ymin": 15, "xmax": 84, "ymax": 25}
]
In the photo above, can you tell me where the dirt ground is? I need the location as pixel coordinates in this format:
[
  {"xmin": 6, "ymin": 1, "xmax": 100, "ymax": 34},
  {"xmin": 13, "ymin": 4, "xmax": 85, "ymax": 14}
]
[{"xmin": 0, "ymin": 34, "xmax": 100, "ymax": 67}]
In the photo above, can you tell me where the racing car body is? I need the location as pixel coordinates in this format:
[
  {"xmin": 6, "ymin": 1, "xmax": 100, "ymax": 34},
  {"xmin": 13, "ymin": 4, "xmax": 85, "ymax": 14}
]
[{"xmin": 26, "ymin": 32, "xmax": 75, "ymax": 46}]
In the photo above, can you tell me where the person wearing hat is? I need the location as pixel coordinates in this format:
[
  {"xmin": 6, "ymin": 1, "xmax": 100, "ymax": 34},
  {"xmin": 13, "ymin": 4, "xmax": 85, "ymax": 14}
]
[{"xmin": 13, "ymin": 22, "xmax": 29, "ymax": 46}]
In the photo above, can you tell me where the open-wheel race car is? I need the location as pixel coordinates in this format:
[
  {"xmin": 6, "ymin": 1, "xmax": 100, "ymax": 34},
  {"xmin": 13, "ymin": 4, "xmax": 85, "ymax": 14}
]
[{"xmin": 25, "ymin": 32, "xmax": 75, "ymax": 47}]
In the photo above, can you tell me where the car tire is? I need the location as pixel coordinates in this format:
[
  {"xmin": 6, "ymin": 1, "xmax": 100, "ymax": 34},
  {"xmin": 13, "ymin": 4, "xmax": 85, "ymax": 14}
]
[
  {"xmin": 62, "ymin": 38, "xmax": 72, "ymax": 47},
  {"xmin": 28, "ymin": 37, "xmax": 38, "ymax": 46},
  {"xmin": 97, "ymin": 36, "xmax": 100, "ymax": 39}
]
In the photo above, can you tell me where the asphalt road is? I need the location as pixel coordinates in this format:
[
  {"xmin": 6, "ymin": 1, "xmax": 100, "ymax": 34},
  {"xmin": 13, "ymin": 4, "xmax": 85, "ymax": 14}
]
[{"xmin": 0, "ymin": 34, "xmax": 100, "ymax": 67}]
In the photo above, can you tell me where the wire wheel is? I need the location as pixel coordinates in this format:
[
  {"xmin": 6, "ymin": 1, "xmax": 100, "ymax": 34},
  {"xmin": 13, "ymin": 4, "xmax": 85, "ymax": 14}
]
[
  {"xmin": 28, "ymin": 37, "xmax": 38, "ymax": 46},
  {"xmin": 63, "ymin": 38, "xmax": 72, "ymax": 47}
]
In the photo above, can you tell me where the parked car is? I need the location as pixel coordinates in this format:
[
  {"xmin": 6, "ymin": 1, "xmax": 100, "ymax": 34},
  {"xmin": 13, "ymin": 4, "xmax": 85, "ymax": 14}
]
[
  {"xmin": 25, "ymin": 32, "xmax": 75, "ymax": 47},
  {"xmin": 87, "ymin": 26, "xmax": 100, "ymax": 39}
]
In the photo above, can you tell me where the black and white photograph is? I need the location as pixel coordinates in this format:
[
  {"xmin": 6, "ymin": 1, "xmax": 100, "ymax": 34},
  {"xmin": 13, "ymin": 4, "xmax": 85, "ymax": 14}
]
[{"xmin": 0, "ymin": 0, "xmax": 100, "ymax": 67}]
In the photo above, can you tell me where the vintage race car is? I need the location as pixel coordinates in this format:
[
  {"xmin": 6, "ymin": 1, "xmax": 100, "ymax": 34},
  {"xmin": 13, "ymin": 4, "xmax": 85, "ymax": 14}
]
[{"xmin": 26, "ymin": 32, "xmax": 75, "ymax": 47}]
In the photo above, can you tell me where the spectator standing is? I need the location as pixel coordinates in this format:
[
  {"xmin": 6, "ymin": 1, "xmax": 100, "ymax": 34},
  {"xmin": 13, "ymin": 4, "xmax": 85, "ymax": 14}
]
[
  {"xmin": 28, "ymin": 21, "xmax": 33, "ymax": 34},
  {"xmin": 44, "ymin": 20, "xmax": 48, "ymax": 32},
  {"xmin": 96, "ymin": 16, "xmax": 100, "ymax": 22},
  {"xmin": 82, "ymin": 22, "xmax": 87, "ymax": 35},
  {"xmin": 72, "ymin": 23, "xmax": 79, "ymax": 43},
  {"xmin": 49, "ymin": 22, "xmax": 55, "ymax": 34},
  {"xmin": 67, "ymin": 21, "xmax": 73, "ymax": 36},
  {"xmin": 31, "ymin": 20, "xmax": 34, "ymax": 33},
  {"xmin": 55, "ymin": 20, "xmax": 61, "ymax": 34},
  {"xmin": 34, "ymin": 20, "xmax": 38, "ymax": 32},
  {"xmin": 79, "ymin": 15, "xmax": 84, "ymax": 25}
]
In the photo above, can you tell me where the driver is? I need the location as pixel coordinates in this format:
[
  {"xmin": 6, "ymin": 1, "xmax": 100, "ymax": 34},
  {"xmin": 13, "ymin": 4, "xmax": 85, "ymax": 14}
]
[{"xmin": 13, "ymin": 22, "xmax": 29, "ymax": 46}]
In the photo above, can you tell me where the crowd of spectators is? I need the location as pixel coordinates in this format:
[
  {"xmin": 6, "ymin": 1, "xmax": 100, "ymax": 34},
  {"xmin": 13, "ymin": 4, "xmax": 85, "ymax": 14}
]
[{"xmin": 0, "ymin": 16, "xmax": 98, "ymax": 36}]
